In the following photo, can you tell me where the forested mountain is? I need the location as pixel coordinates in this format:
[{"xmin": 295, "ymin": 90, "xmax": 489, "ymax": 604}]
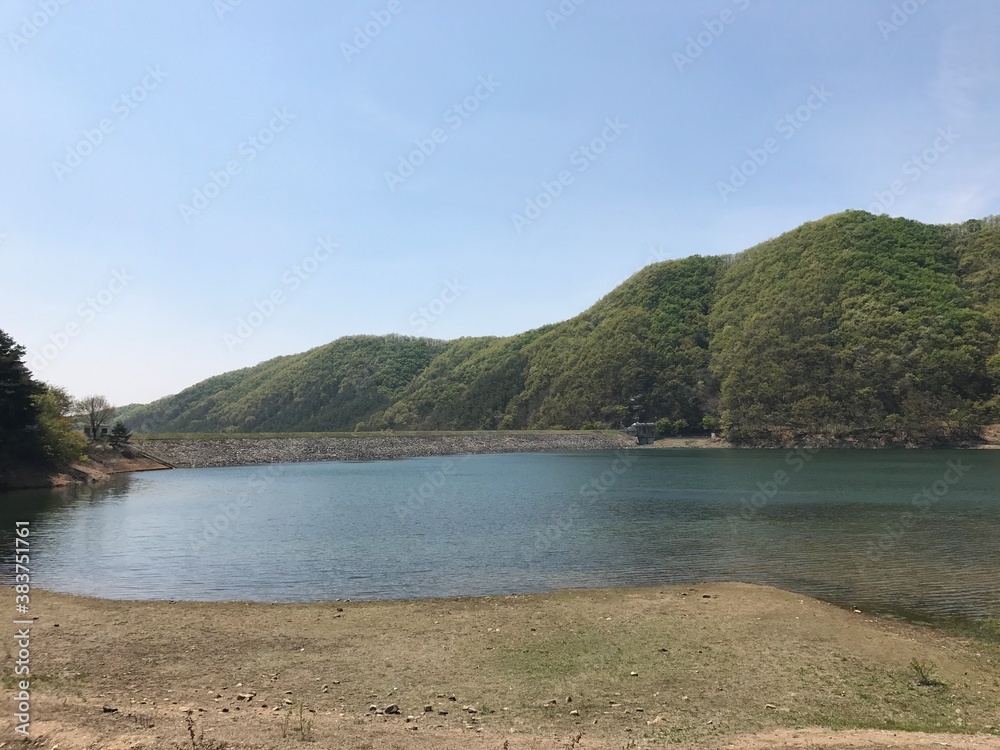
[{"xmin": 118, "ymin": 211, "xmax": 1000, "ymax": 444}]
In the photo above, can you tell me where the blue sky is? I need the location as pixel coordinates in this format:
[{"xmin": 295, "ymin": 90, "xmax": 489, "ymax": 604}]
[{"xmin": 2, "ymin": 0, "xmax": 998, "ymax": 405}]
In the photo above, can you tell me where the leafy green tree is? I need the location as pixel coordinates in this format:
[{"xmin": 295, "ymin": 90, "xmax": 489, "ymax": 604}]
[
  {"xmin": 76, "ymin": 394, "xmax": 116, "ymax": 440},
  {"xmin": 34, "ymin": 385, "xmax": 86, "ymax": 465},
  {"xmin": 701, "ymin": 415, "xmax": 720, "ymax": 433},
  {"xmin": 655, "ymin": 417, "xmax": 672, "ymax": 437}
]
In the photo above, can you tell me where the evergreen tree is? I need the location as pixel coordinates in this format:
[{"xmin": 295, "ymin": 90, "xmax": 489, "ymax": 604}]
[{"xmin": 0, "ymin": 329, "xmax": 43, "ymax": 464}]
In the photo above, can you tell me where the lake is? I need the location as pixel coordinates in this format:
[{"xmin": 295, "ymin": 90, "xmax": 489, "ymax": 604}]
[{"xmin": 1, "ymin": 449, "xmax": 998, "ymax": 619}]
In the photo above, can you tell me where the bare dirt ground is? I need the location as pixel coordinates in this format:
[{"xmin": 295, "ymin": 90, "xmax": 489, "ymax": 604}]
[
  {"xmin": 640, "ymin": 436, "xmax": 730, "ymax": 449},
  {"xmin": 982, "ymin": 425, "xmax": 1000, "ymax": 448},
  {"xmin": 0, "ymin": 450, "xmax": 169, "ymax": 491},
  {"xmin": 3, "ymin": 583, "xmax": 998, "ymax": 749}
]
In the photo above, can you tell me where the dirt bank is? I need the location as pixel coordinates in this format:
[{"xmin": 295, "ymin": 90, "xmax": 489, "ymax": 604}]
[
  {"xmin": 4, "ymin": 583, "xmax": 998, "ymax": 749},
  {"xmin": 0, "ymin": 447, "xmax": 171, "ymax": 491},
  {"xmin": 133, "ymin": 431, "xmax": 636, "ymax": 468}
]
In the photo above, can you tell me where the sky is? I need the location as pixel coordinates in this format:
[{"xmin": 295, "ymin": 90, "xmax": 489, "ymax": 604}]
[{"xmin": 2, "ymin": 0, "xmax": 998, "ymax": 405}]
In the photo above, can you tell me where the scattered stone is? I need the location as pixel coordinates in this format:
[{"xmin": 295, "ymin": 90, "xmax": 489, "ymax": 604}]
[
  {"xmin": 630, "ymin": 671, "xmax": 638, "ymax": 677},
  {"xmin": 369, "ymin": 704, "xmax": 378, "ymax": 713},
  {"xmin": 221, "ymin": 707, "xmax": 229, "ymax": 713},
  {"xmin": 102, "ymin": 705, "xmax": 118, "ymax": 713},
  {"xmin": 566, "ymin": 696, "xmax": 573, "ymax": 703},
  {"xmin": 438, "ymin": 710, "xmax": 448, "ymax": 716},
  {"xmin": 236, "ymin": 693, "xmax": 255, "ymax": 701},
  {"xmin": 765, "ymin": 703, "xmax": 777, "ymax": 709},
  {"xmin": 283, "ymin": 699, "xmax": 293, "ymax": 705},
  {"xmin": 448, "ymin": 694, "xmax": 457, "ymax": 701},
  {"xmin": 385, "ymin": 704, "xmax": 400, "ymax": 715},
  {"xmin": 424, "ymin": 705, "xmax": 434, "ymax": 712},
  {"xmin": 703, "ymin": 594, "xmax": 711, "ymax": 598},
  {"xmin": 569, "ymin": 709, "xmax": 580, "ymax": 716}
]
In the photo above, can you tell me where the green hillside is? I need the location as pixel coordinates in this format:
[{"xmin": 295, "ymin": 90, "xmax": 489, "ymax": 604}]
[{"xmin": 119, "ymin": 211, "xmax": 1000, "ymax": 445}]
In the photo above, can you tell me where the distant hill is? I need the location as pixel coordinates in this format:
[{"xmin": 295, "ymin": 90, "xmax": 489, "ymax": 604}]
[{"xmin": 119, "ymin": 211, "xmax": 1000, "ymax": 445}]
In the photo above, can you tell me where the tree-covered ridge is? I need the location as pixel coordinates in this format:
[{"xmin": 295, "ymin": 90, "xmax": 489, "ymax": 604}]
[
  {"xmin": 118, "ymin": 335, "xmax": 448, "ymax": 433},
  {"xmin": 710, "ymin": 211, "xmax": 995, "ymax": 441},
  {"xmin": 117, "ymin": 212, "xmax": 1000, "ymax": 444}
]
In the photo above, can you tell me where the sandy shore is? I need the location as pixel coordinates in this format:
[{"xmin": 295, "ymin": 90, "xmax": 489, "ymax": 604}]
[{"xmin": 4, "ymin": 583, "xmax": 998, "ymax": 749}]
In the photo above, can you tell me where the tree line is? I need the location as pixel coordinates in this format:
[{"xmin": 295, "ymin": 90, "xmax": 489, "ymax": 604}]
[
  {"xmin": 0, "ymin": 329, "xmax": 131, "ymax": 478},
  {"xmin": 92, "ymin": 212, "xmax": 1000, "ymax": 445}
]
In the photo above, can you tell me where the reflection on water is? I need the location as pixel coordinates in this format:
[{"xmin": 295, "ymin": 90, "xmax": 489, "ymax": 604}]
[{"xmin": 1, "ymin": 450, "xmax": 997, "ymax": 619}]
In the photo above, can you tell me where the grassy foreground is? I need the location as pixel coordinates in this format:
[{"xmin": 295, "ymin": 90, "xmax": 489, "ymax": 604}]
[{"xmin": 3, "ymin": 584, "xmax": 999, "ymax": 749}]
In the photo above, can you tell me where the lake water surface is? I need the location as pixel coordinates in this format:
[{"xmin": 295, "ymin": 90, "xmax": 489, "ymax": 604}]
[{"xmin": 2, "ymin": 449, "xmax": 997, "ymax": 619}]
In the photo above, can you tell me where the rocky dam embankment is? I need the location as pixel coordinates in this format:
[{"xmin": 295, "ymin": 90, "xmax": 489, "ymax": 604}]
[{"xmin": 134, "ymin": 432, "xmax": 635, "ymax": 469}]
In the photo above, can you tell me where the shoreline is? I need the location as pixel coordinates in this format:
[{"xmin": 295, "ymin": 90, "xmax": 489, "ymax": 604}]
[
  {"xmin": 4, "ymin": 427, "xmax": 997, "ymax": 490},
  {"xmin": 9, "ymin": 582, "xmax": 999, "ymax": 749},
  {"xmin": 132, "ymin": 430, "xmax": 639, "ymax": 469}
]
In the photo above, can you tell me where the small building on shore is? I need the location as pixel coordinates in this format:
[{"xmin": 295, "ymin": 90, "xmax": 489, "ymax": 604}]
[
  {"xmin": 625, "ymin": 422, "xmax": 657, "ymax": 445},
  {"xmin": 80, "ymin": 424, "xmax": 110, "ymax": 439}
]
